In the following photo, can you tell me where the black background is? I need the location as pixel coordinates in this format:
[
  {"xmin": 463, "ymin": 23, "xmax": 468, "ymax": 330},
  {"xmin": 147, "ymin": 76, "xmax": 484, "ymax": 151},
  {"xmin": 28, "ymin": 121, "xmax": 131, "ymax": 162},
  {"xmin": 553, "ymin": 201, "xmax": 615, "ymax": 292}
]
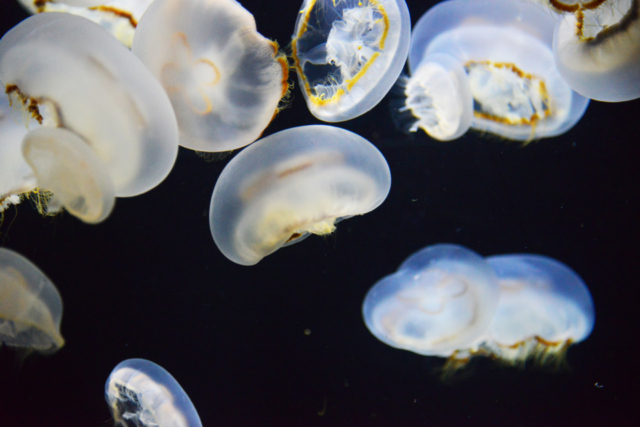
[{"xmin": 1, "ymin": 0, "xmax": 639, "ymax": 426}]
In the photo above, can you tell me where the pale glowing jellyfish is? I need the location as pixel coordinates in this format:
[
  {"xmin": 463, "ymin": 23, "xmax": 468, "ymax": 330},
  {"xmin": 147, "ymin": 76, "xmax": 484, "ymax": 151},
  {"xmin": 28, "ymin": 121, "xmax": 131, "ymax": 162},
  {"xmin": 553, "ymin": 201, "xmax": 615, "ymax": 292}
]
[
  {"xmin": 0, "ymin": 13, "xmax": 179, "ymax": 223},
  {"xmin": 292, "ymin": 0, "xmax": 411, "ymax": 122},
  {"xmin": 209, "ymin": 125, "xmax": 391, "ymax": 265},
  {"xmin": 105, "ymin": 358, "xmax": 202, "ymax": 427},
  {"xmin": 132, "ymin": 0, "xmax": 289, "ymax": 152},
  {"xmin": 18, "ymin": 0, "xmax": 154, "ymax": 47},
  {"xmin": 0, "ymin": 247, "xmax": 64, "ymax": 352},
  {"xmin": 404, "ymin": 0, "xmax": 589, "ymax": 141},
  {"xmin": 362, "ymin": 244, "xmax": 500, "ymax": 358}
]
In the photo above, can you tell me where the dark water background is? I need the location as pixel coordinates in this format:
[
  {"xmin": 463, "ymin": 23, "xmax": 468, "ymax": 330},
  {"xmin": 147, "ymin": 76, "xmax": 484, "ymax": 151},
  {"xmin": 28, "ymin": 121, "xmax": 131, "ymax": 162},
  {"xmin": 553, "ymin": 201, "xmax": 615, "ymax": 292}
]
[{"xmin": 1, "ymin": 0, "xmax": 639, "ymax": 426}]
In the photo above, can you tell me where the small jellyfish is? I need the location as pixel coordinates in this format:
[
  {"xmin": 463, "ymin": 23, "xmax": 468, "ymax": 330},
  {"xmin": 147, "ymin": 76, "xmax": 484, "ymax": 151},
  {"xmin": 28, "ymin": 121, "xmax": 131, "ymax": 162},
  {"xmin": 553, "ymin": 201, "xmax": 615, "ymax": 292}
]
[
  {"xmin": 403, "ymin": 0, "xmax": 589, "ymax": 141},
  {"xmin": 132, "ymin": 0, "xmax": 289, "ymax": 152},
  {"xmin": 0, "ymin": 13, "xmax": 179, "ymax": 223},
  {"xmin": 0, "ymin": 247, "xmax": 64, "ymax": 352},
  {"xmin": 292, "ymin": 0, "xmax": 411, "ymax": 122},
  {"xmin": 209, "ymin": 125, "xmax": 391, "ymax": 265},
  {"xmin": 105, "ymin": 358, "xmax": 202, "ymax": 427}
]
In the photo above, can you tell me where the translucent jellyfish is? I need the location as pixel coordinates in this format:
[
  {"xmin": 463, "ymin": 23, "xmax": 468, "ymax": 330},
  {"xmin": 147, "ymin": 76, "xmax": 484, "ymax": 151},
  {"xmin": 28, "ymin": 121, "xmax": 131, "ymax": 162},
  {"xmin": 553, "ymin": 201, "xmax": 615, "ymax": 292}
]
[
  {"xmin": 0, "ymin": 13, "xmax": 179, "ymax": 223},
  {"xmin": 18, "ymin": 0, "xmax": 154, "ymax": 47},
  {"xmin": 292, "ymin": 0, "xmax": 411, "ymax": 122},
  {"xmin": 132, "ymin": 0, "xmax": 289, "ymax": 152},
  {"xmin": 105, "ymin": 358, "xmax": 202, "ymax": 427},
  {"xmin": 403, "ymin": 0, "xmax": 589, "ymax": 141},
  {"xmin": 0, "ymin": 247, "xmax": 64, "ymax": 352},
  {"xmin": 209, "ymin": 125, "xmax": 391, "ymax": 265}
]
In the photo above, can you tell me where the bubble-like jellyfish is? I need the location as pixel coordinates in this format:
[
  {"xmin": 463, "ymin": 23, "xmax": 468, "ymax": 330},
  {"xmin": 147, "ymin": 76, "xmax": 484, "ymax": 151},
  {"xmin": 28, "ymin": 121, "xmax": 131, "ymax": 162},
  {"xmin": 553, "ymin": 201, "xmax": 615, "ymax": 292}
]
[
  {"xmin": 105, "ymin": 358, "xmax": 202, "ymax": 427},
  {"xmin": 132, "ymin": 0, "xmax": 289, "ymax": 152},
  {"xmin": 0, "ymin": 248, "xmax": 64, "ymax": 352},
  {"xmin": 0, "ymin": 13, "xmax": 179, "ymax": 223},
  {"xmin": 292, "ymin": 0, "xmax": 411, "ymax": 122},
  {"xmin": 403, "ymin": 0, "xmax": 589, "ymax": 141},
  {"xmin": 209, "ymin": 125, "xmax": 391, "ymax": 265},
  {"xmin": 18, "ymin": 0, "xmax": 154, "ymax": 47}
]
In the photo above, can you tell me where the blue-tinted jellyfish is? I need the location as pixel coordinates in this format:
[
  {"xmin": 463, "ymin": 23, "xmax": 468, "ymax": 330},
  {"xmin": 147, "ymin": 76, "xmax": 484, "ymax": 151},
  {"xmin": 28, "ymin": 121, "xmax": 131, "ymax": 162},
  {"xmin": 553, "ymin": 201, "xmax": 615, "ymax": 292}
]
[
  {"xmin": 402, "ymin": 0, "xmax": 589, "ymax": 141},
  {"xmin": 0, "ymin": 247, "xmax": 64, "ymax": 352},
  {"xmin": 105, "ymin": 359, "xmax": 202, "ymax": 427},
  {"xmin": 132, "ymin": 0, "xmax": 289, "ymax": 152},
  {"xmin": 292, "ymin": 0, "xmax": 411, "ymax": 122},
  {"xmin": 0, "ymin": 13, "xmax": 178, "ymax": 223},
  {"xmin": 209, "ymin": 125, "xmax": 391, "ymax": 265}
]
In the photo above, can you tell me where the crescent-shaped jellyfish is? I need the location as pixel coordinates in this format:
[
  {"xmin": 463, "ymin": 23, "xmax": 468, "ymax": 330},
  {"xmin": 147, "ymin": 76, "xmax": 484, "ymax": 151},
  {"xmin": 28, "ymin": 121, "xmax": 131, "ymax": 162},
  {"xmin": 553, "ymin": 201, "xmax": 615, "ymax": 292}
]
[
  {"xmin": 0, "ymin": 247, "xmax": 64, "ymax": 352},
  {"xmin": 403, "ymin": 0, "xmax": 589, "ymax": 141},
  {"xmin": 132, "ymin": 0, "xmax": 289, "ymax": 152},
  {"xmin": 209, "ymin": 125, "xmax": 391, "ymax": 266},
  {"xmin": 105, "ymin": 358, "xmax": 202, "ymax": 427},
  {"xmin": 292, "ymin": 0, "xmax": 411, "ymax": 122},
  {"xmin": 0, "ymin": 13, "xmax": 179, "ymax": 223}
]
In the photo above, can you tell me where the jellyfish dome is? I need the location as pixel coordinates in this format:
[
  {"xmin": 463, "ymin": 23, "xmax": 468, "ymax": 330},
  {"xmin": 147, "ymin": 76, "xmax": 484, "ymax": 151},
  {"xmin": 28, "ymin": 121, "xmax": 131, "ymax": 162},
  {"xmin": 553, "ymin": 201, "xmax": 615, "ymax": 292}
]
[
  {"xmin": 209, "ymin": 125, "xmax": 391, "ymax": 265},
  {"xmin": 292, "ymin": 0, "xmax": 411, "ymax": 122},
  {"xmin": 132, "ymin": 0, "xmax": 289, "ymax": 152},
  {"xmin": 404, "ymin": 0, "xmax": 589, "ymax": 141},
  {"xmin": 0, "ymin": 248, "xmax": 64, "ymax": 352},
  {"xmin": 105, "ymin": 358, "xmax": 202, "ymax": 427},
  {"xmin": 0, "ymin": 13, "xmax": 179, "ymax": 223}
]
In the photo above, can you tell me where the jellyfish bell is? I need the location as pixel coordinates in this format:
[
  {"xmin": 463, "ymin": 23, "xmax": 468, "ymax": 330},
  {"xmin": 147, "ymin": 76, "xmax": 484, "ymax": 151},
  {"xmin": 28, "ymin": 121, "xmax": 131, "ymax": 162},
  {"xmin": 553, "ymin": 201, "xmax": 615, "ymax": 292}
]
[
  {"xmin": 105, "ymin": 358, "xmax": 202, "ymax": 427},
  {"xmin": 209, "ymin": 125, "xmax": 391, "ymax": 266},
  {"xmin": 0, "ymin": 248, "xmax": 64, "ymax": 353},
  {"xmin": 132, "ymin": 0, "xmax": 289, "ymax": 152},
  {"xmin": 292, "ymin": 0, "xmax": 411, "ymax": 122}
]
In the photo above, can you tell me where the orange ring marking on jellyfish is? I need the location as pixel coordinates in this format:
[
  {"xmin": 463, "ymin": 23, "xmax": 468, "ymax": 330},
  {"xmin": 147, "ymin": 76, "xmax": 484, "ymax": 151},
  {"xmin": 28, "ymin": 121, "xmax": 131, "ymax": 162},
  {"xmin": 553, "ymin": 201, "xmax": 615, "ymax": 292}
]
[
  {"xmin": 548, "ymin": 0, "xmax": 608, "ymax": 12},
  {"xmin": 89, "ymin": 6, "xmax": 139, "ymax": 28}
]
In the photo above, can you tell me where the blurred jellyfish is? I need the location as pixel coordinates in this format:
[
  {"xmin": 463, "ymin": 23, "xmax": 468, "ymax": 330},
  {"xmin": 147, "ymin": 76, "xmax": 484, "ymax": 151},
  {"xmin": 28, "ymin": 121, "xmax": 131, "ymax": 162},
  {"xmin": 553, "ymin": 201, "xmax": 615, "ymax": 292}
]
[
  {"xmin": 18, "ymin": 0, "xmax": 154, "ymax": 47},
  {"xmin": 132, "ymin": 0, "xmax": 289, "ymax": 152},
  {"xmin": 402, "ymin": 0, "xmax": 589, "ymax": 141},
  {"xmin": 0, "ymin": 13, "xmax": 179, "ymax": 223},
  {"xmin": 0, "ymin": 247, "xmax": 64, "ymax": 352},
  {"xmin": 292, "ymin": 0, "xmax": 411, "ymax": 122},
  {"xmin": 105, "ymin": 358, "xmax": 202, "ymax": 427},
  {"xmin": 209, "ymin": 125, "xmax": 391, "ymax": 265}
]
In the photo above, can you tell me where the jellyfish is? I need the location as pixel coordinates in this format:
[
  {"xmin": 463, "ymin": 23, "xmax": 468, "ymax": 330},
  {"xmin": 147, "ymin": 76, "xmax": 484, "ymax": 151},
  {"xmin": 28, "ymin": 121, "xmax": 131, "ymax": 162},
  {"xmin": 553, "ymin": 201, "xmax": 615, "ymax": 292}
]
[
  {"xmin": 0, "ymin": 247, "xmax": 64, "ymax": 352},
  {"xmin": 292, "ymin": 0, "xmax": 411, "ymax": 122},
  {"xmin": 209, "ymin": 125, "xmax": 391, "ymax": 265},
  {"xmin": 131, "ymin": 0, "xmax": 289, "ymax": 152},
  {"xmin": 18, "ymin": 0, "xmax": 154, "ymax": 47},
  {"xmin": 0, "ymin": 13, "xmax": 179, "ymax": 223},
  {"xmin": 403, "ymin": 0, "xmax": 589, "ymax": 141},
  {"xmin": 105, "ymin": 358, "xmax": 202, "ymax": 427}
]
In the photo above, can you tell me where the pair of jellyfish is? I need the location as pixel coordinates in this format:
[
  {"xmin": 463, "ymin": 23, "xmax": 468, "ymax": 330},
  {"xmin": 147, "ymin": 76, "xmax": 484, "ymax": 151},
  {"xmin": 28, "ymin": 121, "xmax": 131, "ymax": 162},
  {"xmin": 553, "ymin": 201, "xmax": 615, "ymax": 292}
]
[
  {"xmin": 0, "ymin": 247, "xmax": 64, "ymax": 353},
  {"xmin": 401, "ymin": 0, "xmax": 590, "ymax": 142},
  {"xmin": 362, "ymin": 244, "xmax": 595, "ymax": 365},
  {"xmin": 105, "ymin": 358, "xmax": 202, "ymax": 427},
  {"xmin": 209, "ymin": 125, "xmax": 391, "ymax": 265},
  {"xmin": 0, "ymin": 12, "xmax": 179, "ymax": 223}
]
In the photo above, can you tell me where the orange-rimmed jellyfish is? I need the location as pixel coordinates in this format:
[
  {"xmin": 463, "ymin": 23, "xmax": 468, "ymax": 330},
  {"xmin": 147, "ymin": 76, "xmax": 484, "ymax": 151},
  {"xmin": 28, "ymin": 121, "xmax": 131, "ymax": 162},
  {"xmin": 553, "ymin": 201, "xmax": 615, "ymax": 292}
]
[
  {"xmin": 209, "ymin": 125, "xmax": 391, "ymax": 265},
  {"xmin": 292, "ymin": 0, "xmax": 411, "ymax": 122},
  {"xmin": 105, "ymin": 358, "xmax": 202, "ymax": 427}
]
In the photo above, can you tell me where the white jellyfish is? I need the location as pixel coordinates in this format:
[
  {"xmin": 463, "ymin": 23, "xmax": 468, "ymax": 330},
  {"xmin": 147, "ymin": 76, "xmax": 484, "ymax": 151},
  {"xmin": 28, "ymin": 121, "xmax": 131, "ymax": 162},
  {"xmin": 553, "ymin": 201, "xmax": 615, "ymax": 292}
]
[
  {"xmin": 0, "ymin": 13, "xmax": 179, "ymax": 223},
  {"xmin": 403, "ymin": 0, "xmax": 589, "ymax": 142},
  {"xmin": 292, "ymin": 0, "xmax": 411, "ymax": 122},
  {"xmin": 0, "ymin": 247, "xmax": 64, "ymax": 353},
  {"xmin": 209, "ymin": 125, "xmax": 391, "ymax": 265},
  {"xmin": 105, "ymin": 358, "xmax": 202, "ymax": 427},
  {"xmin": 132, "ymin": 0, "xmax": 289, "ymax": 152}
]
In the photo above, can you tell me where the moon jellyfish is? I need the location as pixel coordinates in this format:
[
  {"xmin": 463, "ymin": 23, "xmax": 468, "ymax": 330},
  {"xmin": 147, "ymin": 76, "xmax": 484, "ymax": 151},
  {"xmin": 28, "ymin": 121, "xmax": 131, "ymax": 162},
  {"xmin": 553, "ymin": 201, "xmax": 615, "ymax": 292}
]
[
  {"xmin": 0, "ymin": 248, "xmax": 64, "ymax": 352},
  {"xmin": 105, "ymin": 358, "xmax": 202, "ymax": 427},
  {"xmin": 209, "ymin": 125, "xmax": 391, "ymax": 265},
  {"xmin": 18, "ymin": 0, "xmax": 154, "ymax": 47},
  {"xmin": 292, "ymin": 0, "xmax": 411, "ymax": 122},
  {"xmin": 132, "ymin": 0, "xmax": 289, "ymax": 152},
  {"xmin": 403, "ymin": 0, "xmax": 589, "ymax": 141},
  {"xmin": 0, "ymin": 13, "xmax": 179, "ymax": 223}
]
